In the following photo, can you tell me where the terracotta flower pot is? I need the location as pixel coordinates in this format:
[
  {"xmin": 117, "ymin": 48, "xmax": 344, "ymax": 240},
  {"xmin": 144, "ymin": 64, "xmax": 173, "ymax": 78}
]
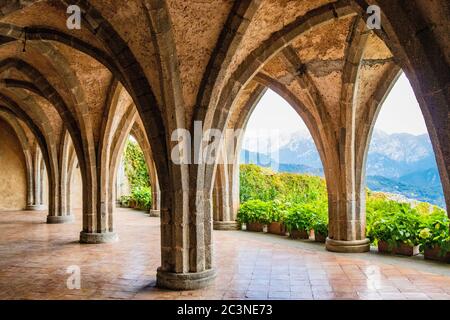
[
  {"xmin": 268, "ymin": 222, "xmax": 286, "ymax": 235},
  {"xmin": 377, "ymin": 240, "xmax": 393, "ymax": 254},
  {"xmin": 377, "ymin": 240, "xmax": 419, "ymax": 256},
  {"xmin": 314, "ymin": 231, "xmax": 327, "ymax": 243},
  {"xmin": 424, "ymin": 245, "xmax": 450, "ymax": 263},
  {"xmin": 289, "ymin": 229, "xmax": 309, "ymax": 239},
  {"xmin": 246, "ymin": 222, "xmax": 265, "ymax": 232},
  {"xmin": 396, "ymin": 242, "xmax": 420, "ymax": 256}
]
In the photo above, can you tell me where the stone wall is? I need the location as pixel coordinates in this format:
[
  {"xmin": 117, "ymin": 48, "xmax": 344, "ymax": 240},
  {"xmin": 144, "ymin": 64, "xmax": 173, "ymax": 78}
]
[{"xmin": 0, "ymin": 119, "xmax": 26, "ymax": 210}]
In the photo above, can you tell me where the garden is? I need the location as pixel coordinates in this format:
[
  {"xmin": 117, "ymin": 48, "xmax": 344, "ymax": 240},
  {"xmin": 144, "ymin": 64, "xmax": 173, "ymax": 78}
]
[
  {"xmin": 237, "ymin": 164, "xmax": 450, "ymax": 263},
  {"xmin": 118, "ymin": 139, "xmax": 152, "ymax": 211}
]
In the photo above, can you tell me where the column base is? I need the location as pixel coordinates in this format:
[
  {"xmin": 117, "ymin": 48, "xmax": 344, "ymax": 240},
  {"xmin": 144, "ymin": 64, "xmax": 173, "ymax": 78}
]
[
  {"xmin": 156, "ymin": 267, "xmax": 216, "ymax": 290},
  {"xmin": 26, "ymin": 204, "xmax": 47, "ymax": 211},
  {"xmin": 47, "ymin": 215, "xmax": 75, "ymax": 224},
  {"xmin": 79, "ymin": 231, "xmax": 118, "ymax": 244},
  {"xmin": 213, "ymin": 221, "xmax": 240, "ymax": 230},
  {"xmin": 149, "ymin": 209, "xmax": 160, "ymax": 217},
  {"xmin": 326, "ymin": 237, "xmax": 370, "ymax": 253}
]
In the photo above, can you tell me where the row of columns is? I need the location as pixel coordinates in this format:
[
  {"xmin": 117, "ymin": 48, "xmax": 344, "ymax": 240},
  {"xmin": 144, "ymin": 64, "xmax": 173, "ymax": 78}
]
[{"xmin": 25, "ymin": 145, "xmax": 46, "ymax": 211}]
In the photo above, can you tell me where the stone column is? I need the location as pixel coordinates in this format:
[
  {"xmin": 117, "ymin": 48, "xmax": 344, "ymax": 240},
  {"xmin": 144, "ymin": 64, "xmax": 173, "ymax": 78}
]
[
  {"xmin": 212, "ymin": 163, "xmax": 239, "ymax": 230},
  {"xmin": 26, "ymin": 148, "xmax": 46, "ymax": 211},
  {"xmin": 47, "ymin": 132, "xmax": 75, "ymax": 224},
  {"xmin": 149, "ymin": 163, "xmax": 161, "ymax": 217}
]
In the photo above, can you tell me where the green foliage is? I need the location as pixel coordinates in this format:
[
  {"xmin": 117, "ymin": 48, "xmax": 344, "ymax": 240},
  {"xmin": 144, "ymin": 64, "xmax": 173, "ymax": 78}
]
[
  {"xmin": 283, "ymin": 201, "xmax": 328, "ymax": 232},
  {"xmin": 269, "ymin": 200, "xmax": 289, "ymax": 223},
  {"xmin": 367, "ymin": 202, "xmax": 422, "ymax": 247},
  {"xmin": 237, "ymin": 200, "xmax": 272, "ymax": 224},
  {"xmin": 119, "ymin": 195, "xmax": 131, "ymax": 207},
  {"xmin": 239, "ymin": 164, "xmax": 327, "ymax": 204},
  {"xmin": 311, "ymin": 204, "xmax": 328, "ymax": 236},
  {"xmin": 238, "ymin": 164, "xmax": 449, "ymax": 255},
  {"xmin": 239, "ymin": 165, "xmax": 329, "ymax": 231},
  {"xmin": 131, "ymin": 186, "xmax": 152, "ymax": 210},
  {"xmin": 276, "ymin": 172, "xmax": 327, "ymax": 204},
  {"xmin": 366, "ymin": 195, "xmax": 449, "ymax": 252},
  {"xmin": 121, "ymin": 139, "xmax": 152, "ymax": 210},
  {"xmin": 124, "ymin": 140, "xmax": 150, "ymax": 190},
  {"xmin": 418, "ymin": 208, "xmax": 450, "ymax": 255},
  {"xmin": 239, "ymin": 165, "xmax": 280, "ymax": 202}
]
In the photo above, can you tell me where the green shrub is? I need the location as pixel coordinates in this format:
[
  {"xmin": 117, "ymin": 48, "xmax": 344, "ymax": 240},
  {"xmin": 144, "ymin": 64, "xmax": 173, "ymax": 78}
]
[
  {"xmin": 120, "ymin": 138, "xmax": 153, "ymax": 211},
  {"xmin": 238, "ymin": 164, "xmax": 448, "ymax": 254},
  {"xmin": 237, "ymin": 200, "xmax": 272, "ymax": 224},
  {"xmin": 284, "ymin": 203, "xmax": 316, "ymax": 232},
  {"xmin": 269, "ymin": 200, "xmax": 289, "ymax": 223},
  {"xmin": 239, "ymin": 165, "xmax": 280, "ymax": 202},
  {"xmin": 418, "ymin": 208, "xmax": 450, "ymax": 255},
  {"xmin": 276, "ymin": 172, "xmax": 327, "ymax": 204},
  {"xmin": 124, "ymin": 140, "xmax": 150, "ymax": 190},
  {"xmin": 119, "ymin": 195, "xmax": 131, "ymax": 207},
  {"xmin": 367, "ymin": 204, "xmax": 422, "ymax": 247},
  {"xmin": 239, "ymin": 164, "xmax": 327, "ymax": 205},
  {"xmin": 312, "ymin": 207, "xmax": 328, "ymax": 236},
  {"xmin": 131, "ymin": 186, "xmax": 152, "ymax": 210}
]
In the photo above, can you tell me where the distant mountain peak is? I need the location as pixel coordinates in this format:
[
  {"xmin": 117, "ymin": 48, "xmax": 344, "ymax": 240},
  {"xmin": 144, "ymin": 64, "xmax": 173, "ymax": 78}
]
[{"xmin": 241, "ymin": 127, "xmax": 443, "ymax": 207}]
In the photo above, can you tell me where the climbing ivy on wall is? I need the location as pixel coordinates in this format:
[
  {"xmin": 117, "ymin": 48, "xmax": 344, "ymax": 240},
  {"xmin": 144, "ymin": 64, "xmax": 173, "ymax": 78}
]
[
  {"xmin": 124, "ymin": 139, "xmax": 150, "ymax": 190},
  {"xmin": 121, "ymin": 139, "xmax": 152, "ymax": 210}
]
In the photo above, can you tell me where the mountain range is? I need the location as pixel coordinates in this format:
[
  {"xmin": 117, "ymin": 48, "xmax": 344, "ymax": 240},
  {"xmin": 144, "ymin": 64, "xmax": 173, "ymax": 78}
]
[{"xmin": 240, "ymin": 129, "xmax": 445, "ymax": 208}]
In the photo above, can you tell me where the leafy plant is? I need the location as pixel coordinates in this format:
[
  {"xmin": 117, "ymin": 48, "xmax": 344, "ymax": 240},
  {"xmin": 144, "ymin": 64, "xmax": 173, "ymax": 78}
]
[
  {"xmin": 367, "ymin": 204, "xmax": 422, "ymax": 247},
  {"xmin": 119, "ymin": 195, "xmax": 131, "ymax": 207},
  {"xmin": 312, "ymin": 212, "xmax": 328, "ymax": 236},
  {"xmin": 239, "ymin": 165, "xmax": 280, "ymax": 203},
  {"xmin": 124, "ymin": 140, "xmax": 150, "ymax": 190},
  {"xmin": 269, "ymin": 200, "xmax": 289, "ymax": 223},
  {"xmin": 284, "ymin": 203, "xmax": 316, "ymax": 232},
  {"xmin": 237, "ymin": 200, "xmax": 272, "ymax": 224},
  {"xmin": 418, "ymin": 208, "xmax": 450, "ymax": 255},
  {"xmin": 131, "ymin": 186, "xmax": 152, "ymax": 210},
  {"xmin": 121, "ymin": 139, "xmax": 153, "ymax": 211}
]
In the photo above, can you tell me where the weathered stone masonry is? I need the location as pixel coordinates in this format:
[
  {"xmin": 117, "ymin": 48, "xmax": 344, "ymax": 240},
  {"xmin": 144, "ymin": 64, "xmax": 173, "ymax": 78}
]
[{"xmin": 0, "ymin": 0, "xmax": 447, "ymax": 290}]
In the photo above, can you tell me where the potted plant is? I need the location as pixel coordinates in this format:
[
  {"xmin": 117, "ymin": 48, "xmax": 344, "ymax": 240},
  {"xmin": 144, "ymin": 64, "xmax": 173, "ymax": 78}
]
[
  {"xmin": 237, "ymin": 200, "xmax": 271, "ymax": 232},
  {"xmin": 131, "ymin": 186, "xmax": 152, "ymax": 211},
  {"xmin": 312, "ymin": 214, "xmax": 328, "ymax": 243},
  {"xmin": 369, "ymin": 206, "xmax": 421, "ymax": 256},
  {"xmin": 119, "ymin": 195, "xmax": 131, "ymax": 208},
  {"xmin": 267, "ymin": 201, "xmax": 287, "ymax": 236},
  {"xmin": 419, "ymin": 210, "xmax": 450, "ymax": 263},
  {"xmin": 284, "ymin": 203, "xmax": 314, "ymax": 239}
]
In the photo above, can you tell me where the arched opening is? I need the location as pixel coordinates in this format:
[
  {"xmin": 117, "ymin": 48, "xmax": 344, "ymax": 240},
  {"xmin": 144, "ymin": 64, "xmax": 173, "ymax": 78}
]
[
  {"xmin": 117, "ymin": 135, "xmax": 153, "ymax": 213},
  {"xmin": 364, "ymin": 72, "xmax": 448, "ymax": 258},
  {"xmin": 366, "ymin": 73, "xmax": 444, "ymax": 207},
  {"xmin": 115, "ymin": 131, "xmax": 160, "ymax": 217},
  {"xmin": 214, "ymin": 88, "xmax": 328, "ymax": 242}
]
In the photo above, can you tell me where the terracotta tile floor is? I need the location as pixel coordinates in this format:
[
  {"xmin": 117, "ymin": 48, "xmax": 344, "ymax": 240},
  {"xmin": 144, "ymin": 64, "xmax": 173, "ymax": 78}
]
[{"xmin": 0, "ymin": 208, "xmax": 449, "ymax": 300}]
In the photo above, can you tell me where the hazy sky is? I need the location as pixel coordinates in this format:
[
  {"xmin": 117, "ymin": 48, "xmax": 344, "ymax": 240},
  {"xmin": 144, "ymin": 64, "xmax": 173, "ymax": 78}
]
[{"xmin": 245, "ymin": 73, "xmax": 428, "ymax": 136}]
